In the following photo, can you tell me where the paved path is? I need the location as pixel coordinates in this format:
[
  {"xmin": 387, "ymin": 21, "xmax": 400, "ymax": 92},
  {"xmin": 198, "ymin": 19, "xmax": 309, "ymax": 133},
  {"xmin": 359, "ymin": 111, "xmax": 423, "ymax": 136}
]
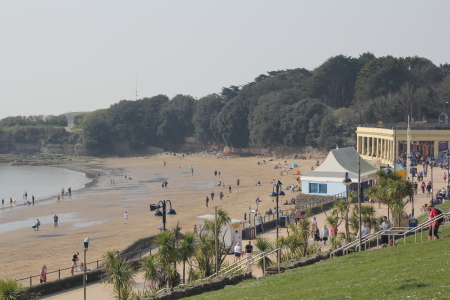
[{"xmin": 39, "ymin": 164, "xmax": 445, "ymax": 299}]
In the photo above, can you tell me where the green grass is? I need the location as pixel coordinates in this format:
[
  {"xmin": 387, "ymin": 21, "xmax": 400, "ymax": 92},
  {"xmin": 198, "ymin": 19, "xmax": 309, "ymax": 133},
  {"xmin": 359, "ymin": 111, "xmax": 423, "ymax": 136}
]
[{"xmin": 187, "ymin": 237, "xmax": 450, "ymax": 299}]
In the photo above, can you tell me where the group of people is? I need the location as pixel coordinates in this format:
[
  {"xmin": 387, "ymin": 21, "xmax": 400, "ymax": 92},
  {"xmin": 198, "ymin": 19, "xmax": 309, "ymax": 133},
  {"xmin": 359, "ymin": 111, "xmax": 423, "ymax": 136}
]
[{"xmin": 56, "ymin": 187, "xmax": 72, "ymax": 202}]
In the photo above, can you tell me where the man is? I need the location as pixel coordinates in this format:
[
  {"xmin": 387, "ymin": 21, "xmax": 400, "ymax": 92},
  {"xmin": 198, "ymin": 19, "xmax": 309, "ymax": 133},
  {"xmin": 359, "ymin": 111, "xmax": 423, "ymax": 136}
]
[
  {"xmin": 233, "ymin": 230, "xmax": 242, "ymax": 244},
  {"xmin": 380, "ymin": 216, "xmax": 391, "ymax": 244},
  {"xmin": 295, "ymin": 208, "xmax": 301, "ymax": 224},
  {"xmin": 256, "ymin": 214, "xmax": 264, "ymax": 233},
  {"xmin": 356, "ymin": 221, "xmax": 370, "ymax": 239},
  {"xmin": 255, "ymin": 197, "xmax": 261, "ymax": 207},
  {"xmin": 245, "ymin": 240, "xmax": 253, "ymax": 260},
  {"xmin": 53, "ymin": 214, "xmax": 59, "ymax": 228},
  {"xmin": 210, "ymin": 191, "xmax": 215, "ymax": 201},
  {"xmin": 35, "ymin": 218, "xmax": 41, "ymax": 231},
  {"xmin": 32, "ymin": 195, "xmax": 35, "ymax": 206},
  {"xmin": 84, "ymin": 237, "xmax": 90, "ymax": 250},
  {"xmin": 124, "ymin": 211, "xmax": 128, "ymax": 225},
  {"xmin": 193, "ymin": 224, "xmax": 198, "ymax": 236},
  {"xmin": 321, "ymin": 225, "xmax": 329, "ymax": 245},
  {"xmin": 426, "ymin": 204, "xmax": 440, "ymax": 240}
]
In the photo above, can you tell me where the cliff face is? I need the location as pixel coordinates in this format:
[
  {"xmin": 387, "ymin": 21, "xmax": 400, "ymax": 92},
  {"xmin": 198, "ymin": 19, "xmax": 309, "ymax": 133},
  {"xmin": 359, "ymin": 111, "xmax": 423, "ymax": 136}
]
[{"xmin": 11, "ymin": 143, "xmax": 87, "ymax": 156}]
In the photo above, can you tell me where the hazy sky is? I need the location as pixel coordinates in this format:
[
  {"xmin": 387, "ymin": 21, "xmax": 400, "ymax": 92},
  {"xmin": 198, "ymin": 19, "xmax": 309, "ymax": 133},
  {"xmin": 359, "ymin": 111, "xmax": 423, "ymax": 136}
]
[{"xmin": 1, "ymin": 1, "xmax": 449, "ymax": 119}]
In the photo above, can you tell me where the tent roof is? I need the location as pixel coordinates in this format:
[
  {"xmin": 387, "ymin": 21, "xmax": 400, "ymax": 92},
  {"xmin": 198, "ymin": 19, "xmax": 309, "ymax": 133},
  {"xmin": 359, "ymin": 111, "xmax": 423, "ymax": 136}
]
[
  {"xmin": 301, "ymin": 147, "xmax": 378, "ymax": 181},
  {"xmin": 195, "ymin": 214, "xmax": 244, "ymax": 225}
]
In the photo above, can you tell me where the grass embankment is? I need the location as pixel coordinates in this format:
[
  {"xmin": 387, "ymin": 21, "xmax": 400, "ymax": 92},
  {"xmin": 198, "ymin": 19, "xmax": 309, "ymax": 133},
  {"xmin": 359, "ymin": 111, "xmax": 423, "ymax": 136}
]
[{"xmin": 187, "ymin": 237, "xmax": 450, "ymax": 299}]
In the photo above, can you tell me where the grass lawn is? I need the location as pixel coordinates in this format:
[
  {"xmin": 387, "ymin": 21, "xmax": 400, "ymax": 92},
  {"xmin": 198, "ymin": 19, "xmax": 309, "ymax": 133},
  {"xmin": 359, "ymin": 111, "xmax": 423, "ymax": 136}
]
[{"xmin": 187, "ymin": 237, "xmax": 450, "ymax": 299}]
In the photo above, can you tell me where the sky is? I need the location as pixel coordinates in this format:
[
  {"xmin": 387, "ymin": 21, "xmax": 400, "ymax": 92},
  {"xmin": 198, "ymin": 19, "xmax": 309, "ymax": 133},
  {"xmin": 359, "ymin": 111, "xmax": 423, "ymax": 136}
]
[{"xmin": 1, "ymin": 1, "xmax": 450, "ymax": 119}]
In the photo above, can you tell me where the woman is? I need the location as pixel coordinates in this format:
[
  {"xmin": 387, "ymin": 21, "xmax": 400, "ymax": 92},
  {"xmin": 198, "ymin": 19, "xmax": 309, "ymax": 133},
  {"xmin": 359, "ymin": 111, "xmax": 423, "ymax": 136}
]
[
  {"xmin": 234, "ymin": 242, "xmax": 242, "ymax": 262},
  {"xmin": 40, "ymin": 265, "xmax": 47, "ymax": 283}
]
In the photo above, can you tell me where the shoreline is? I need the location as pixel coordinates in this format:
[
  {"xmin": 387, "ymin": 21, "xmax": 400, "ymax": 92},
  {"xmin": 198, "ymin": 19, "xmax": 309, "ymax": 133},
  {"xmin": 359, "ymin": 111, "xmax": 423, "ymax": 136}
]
[{"xmin": 1, "ymin": 153, "xmax": 323, "ymax": 281}]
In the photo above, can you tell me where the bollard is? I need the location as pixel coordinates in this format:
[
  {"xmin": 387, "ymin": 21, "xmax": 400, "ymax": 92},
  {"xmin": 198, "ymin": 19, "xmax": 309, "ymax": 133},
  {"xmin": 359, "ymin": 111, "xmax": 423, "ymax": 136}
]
[
  {"xmin": 97, "ymin": 259, "xmax": 99, "ymax": 269},
  {"xmin": 58, "ymin": 268, "xmax": 61, "ymax": 279},
  {"xmin": 30, "ymin": 276, "xmax": 32, "ymax": 287}
]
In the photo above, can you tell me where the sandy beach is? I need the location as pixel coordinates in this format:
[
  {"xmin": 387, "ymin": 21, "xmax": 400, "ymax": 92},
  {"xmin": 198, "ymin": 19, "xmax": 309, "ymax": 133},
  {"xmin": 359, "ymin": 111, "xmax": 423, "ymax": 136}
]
[{"xmin": 0, "ymin": 153, "xmax": 322, "ymax": 281}]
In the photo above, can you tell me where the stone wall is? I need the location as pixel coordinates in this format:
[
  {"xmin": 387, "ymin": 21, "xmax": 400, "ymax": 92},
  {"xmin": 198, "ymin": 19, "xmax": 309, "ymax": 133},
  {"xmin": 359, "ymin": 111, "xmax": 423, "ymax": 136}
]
[{"xmin": 143, "ymin": 273, "xmax": 253, "ymax": 300}]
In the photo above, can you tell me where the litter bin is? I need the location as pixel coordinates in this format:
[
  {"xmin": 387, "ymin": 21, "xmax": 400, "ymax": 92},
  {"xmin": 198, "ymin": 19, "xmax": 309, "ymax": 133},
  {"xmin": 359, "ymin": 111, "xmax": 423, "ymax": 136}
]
[
  {"xmin": 279, "ymin": 216, "xmax": 287, "ymax": 227},
  {"xmin": 408, "ymin": 218, "xmax": 418, "ymax": 228}
]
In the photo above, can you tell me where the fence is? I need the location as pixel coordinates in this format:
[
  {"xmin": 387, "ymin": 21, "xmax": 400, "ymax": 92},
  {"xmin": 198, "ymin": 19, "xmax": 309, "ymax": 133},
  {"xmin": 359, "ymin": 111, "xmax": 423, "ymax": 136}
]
[{"xmin": 17, "ymin": 244, "xmax": 156, "ymax": 287}]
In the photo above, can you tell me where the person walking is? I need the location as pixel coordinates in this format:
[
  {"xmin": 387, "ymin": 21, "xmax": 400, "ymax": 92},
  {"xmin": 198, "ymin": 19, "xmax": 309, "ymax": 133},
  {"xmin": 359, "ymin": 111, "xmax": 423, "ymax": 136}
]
[
  {"xmin": 193, "ymin": 224, "xmax": 198, "ymax": 236},
  {"xmin": 380, "ymin": 216, "xmax": 392, "ymax": 244},
  {"xmin": 234, "ymin": 242, "xmax": 242, "ymax": 262},
  {"xmin": 205, "ymin": 196, "xmax": 209, "ymax": 208},
  {"xmin": 219, "ymin": 191, "xmax": 224, "ymax": 200},
  {"xmin": 32, "ymin": 195, "xmax": 35, "ymax": 206},
  {"xmin": 236, "ymin": 178, "xmax": 240, "ymax": 186},
  {"xmin": 321, "ymin": 225, "xmax": 329, "ymax": 245},
  {"xmin": 426, "ymin": 204, "xmax": 441, "ymax": 240},
  {"xmin": 356, "ymin": 221, "xmax": 370, "ymax": 239},
  {"xmin": 1, "ymin": 198, "xmax": 4, "ymax": 210},
  {"xmin": 53, "ymin": 214, "xmax": 59, "ymax": 228},
  {"xmin": 210, "ymin": 191, "xmax": 215, "ymax": 201},
  {"xmin": 245, "ymin": 241, "xmax": 253, "ymax": 261},
  {"xmin": 124, "ymin": 211, "xmax": 128, "ymax": 225},
  {"xmin": 84, "ymin": 237, "xmax": 90, "ymax": 250},
  {"xmin": 34, "ymin": 218, "xmax": 41, "ymax": 231},
  {"xmin": 256, "ymin": 214, "xmax": 264, "ymax": 233},
  {"xmin": 39, "ymin": 265, "xmax": 47, "ymax": 283}
]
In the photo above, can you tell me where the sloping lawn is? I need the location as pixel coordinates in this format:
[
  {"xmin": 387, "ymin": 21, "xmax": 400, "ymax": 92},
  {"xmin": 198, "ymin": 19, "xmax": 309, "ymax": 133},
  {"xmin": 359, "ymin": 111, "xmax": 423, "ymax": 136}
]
[{"xmin": 187, "ymin": 238, "xmax": 450, "ymax": 299}]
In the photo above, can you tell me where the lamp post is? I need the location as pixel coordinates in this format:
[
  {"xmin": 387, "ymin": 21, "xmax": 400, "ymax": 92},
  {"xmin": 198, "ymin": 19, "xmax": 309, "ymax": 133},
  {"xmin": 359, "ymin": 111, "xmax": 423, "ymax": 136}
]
[
  {"xmin": 150, "ymin": 200, "xmax": 177, "ymax": 231},
  {"xmin": 83, "ymin": 248, "xmax": 86, "ymax": 300},
  {"xmin": 342, "ymin": 172, "xmax": 353, "ymax": 245},
  {"xmin": 269, "ymin": 181, "xmax": 284, "ymax": 241},
  {"xmin": 447, "ymin": 153, "xmax": 450, "ymax": 198},
  {"xmin": 445, "ymin": 101, "xmax": 449, "ymax": 117},
  {"xmin": 411, "ymin": 168, "xmax": 416, "ymax": 217},
  {"xmin": 429, "ymin": 157, "xmax": 435, "ymax": 205}
]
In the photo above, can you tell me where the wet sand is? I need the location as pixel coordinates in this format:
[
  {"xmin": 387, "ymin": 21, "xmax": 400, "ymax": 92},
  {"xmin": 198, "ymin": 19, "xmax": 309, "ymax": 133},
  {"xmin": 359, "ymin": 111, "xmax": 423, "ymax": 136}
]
[{"xmin": 0, "ymin": 154, "xmax": 319, "ymax": 281}]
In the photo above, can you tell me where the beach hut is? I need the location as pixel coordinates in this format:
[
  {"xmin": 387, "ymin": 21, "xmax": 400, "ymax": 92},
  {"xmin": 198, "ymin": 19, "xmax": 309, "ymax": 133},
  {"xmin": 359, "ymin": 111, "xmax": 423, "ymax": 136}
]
[
  {"xmin": 195, "ymin": 215, "xmax": 245, "ymax": 252},
  {"xmin": 290, "ymin": 163, "xmax": 298, "ymax": 168},
  {"xmin": 300, "ymin": 147, "xmax": 378, "ymax": 196},
  {"xmin": 293, "ymin": 169, "xmax": 301, "ymax": 175}
]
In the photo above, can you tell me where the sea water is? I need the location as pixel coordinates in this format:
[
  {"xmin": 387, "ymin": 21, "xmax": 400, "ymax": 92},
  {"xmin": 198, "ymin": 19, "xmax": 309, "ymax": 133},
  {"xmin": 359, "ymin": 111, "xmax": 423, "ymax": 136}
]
[{"xmin": 0, "ymin": 165, "xmax": 92, "ymax": 203}]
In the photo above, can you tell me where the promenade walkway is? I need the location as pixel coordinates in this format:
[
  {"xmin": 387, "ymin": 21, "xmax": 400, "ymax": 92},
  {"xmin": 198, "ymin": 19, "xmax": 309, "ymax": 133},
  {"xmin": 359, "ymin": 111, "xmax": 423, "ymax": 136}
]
[{"xmin": 40, "ymin": 163, "xmax": 446, "ymax": 299}]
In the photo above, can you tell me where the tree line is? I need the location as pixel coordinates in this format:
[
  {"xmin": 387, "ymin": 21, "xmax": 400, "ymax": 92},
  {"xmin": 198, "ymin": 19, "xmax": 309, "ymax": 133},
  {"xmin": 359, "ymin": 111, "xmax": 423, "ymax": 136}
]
[{"xmin": 2, "ymin": 53, "xmax": 450, "ymax": 155}]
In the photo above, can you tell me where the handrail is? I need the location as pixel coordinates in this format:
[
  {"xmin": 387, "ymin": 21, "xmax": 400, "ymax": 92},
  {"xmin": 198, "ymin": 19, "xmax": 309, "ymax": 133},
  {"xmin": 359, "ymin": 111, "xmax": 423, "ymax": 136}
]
[
  {"xmin": 331, "ymin": 211, "xmax": 450, "ymax": 257},
  {"xmin": 16, "ymin": 245, "xmax": 156, "ymax": 286}
]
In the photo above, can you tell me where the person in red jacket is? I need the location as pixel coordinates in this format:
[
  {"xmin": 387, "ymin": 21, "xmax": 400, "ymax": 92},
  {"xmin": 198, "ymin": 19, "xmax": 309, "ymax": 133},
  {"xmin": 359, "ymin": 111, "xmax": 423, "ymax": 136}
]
[{"xmin": 426, "ymin": 204, "xmax": 440, "ymax": 240}]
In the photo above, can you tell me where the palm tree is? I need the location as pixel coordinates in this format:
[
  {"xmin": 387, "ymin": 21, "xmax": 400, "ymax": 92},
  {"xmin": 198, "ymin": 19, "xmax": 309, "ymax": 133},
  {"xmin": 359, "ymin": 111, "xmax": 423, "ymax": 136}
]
[
  {"xmin": 104, "ymin": 258, "xmax": 135, "ymax": 300},
  {"xmin": 0, "ymin": 278, "xmax": 27, "ymax": 300},
  {"xmin": 154, "ymin": 230, "xmax": 176, "ymax": 267},
  {"xmin": 140, "ymin": 255, "xmax": 161, "ymax": 290},
  {"xmin": 103, "ymin": 249, "xmax": 118, "ymax": 276},
  {"xmin": 254, "ymin": 237, "xmax": 274, "ymax": 274},
  {"xmin": 178, "ymin": 231, "xmax": 196, "ymax": 283}
]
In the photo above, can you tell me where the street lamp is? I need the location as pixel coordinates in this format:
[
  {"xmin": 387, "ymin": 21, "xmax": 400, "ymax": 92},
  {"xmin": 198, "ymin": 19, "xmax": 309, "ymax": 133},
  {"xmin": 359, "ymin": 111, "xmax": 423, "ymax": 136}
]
[
  {"xmin": 150, "ymin": 200, "xmax": 177, "ymax": 231},
  {"xmin": 342, "ymin": 172, "xmax": 354, "ymax": 248},
  {"xmin": 268, "ymin": 181, "xmax": 283, "ymax": 241},
  {"xmin": 83, "ymin": 246, "xmax": 87, "ymax": 300},
  {"xmin": 445, "ymin": 101, "xmax": 449, "ymax": 117},
  {"xmin": 447, "ymin": 152, "xmax": 450, "ymax": 198},
  {"xmin": 429, "ymin": 157, "xmax": 435, "ymax": 205}
]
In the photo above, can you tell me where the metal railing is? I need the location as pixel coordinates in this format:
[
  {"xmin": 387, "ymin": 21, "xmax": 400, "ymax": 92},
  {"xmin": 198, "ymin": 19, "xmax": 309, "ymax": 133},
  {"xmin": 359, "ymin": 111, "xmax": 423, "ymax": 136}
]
[
  {"xmin": 330, "ymin": 211, "xmax": 450, "ymax": 258},
  {"xmin": 16, "ymin": 245, "xmax": 156, "ymax": 286},
  {"xmin": 154, "ymin": 248, "xmax": 283, "ymax": 296}
]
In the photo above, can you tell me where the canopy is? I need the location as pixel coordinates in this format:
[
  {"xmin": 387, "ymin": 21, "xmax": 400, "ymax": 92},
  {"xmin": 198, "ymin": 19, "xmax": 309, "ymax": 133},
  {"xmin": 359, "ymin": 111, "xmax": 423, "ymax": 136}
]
[
  {"xmin": 290, "ymin": 163, "xmax": 298, "ymax": 168},
  {"xmin": 293, "ymin": 169, "xmax": 301, "ymax": 175}
]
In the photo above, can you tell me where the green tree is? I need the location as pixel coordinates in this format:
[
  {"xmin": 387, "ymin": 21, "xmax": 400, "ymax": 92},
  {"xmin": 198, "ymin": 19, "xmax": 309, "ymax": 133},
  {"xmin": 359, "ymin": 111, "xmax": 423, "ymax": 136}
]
[
  {"xmin": 140, "ymin": 255, "xmax": 161, "ymax": 290},
  {"xmin": 192, "ymin": 94, "xmax": 225, "ymax": 144},
  {"xmin": 82, "ymin": 110, "xmax": 112, "ymax": 155},
  {"xmin": 308, "ymin": 55, "xmax": 361, "ymax": 108},
  {"xmin": 0, "ymin": 278, "xmax": 27, "ymax": 300},
  {"xmin": 104, "ymin": 258, "xmax": 135, "ymax": 300},
  {"xmin": 178, "ymin": 232, "xmax": 196, "ymax": 284}
]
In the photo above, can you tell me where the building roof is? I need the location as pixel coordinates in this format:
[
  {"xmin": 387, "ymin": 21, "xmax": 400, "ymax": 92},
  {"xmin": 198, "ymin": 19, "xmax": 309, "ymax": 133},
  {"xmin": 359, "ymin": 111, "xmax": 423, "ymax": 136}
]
[
  {"xmin": 301, "ymin": 147, "xmax": 378, "ymax": 182},
  {"xmin": 195, "ymin": 215, "xmax": 244, "ymax": 225}
]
